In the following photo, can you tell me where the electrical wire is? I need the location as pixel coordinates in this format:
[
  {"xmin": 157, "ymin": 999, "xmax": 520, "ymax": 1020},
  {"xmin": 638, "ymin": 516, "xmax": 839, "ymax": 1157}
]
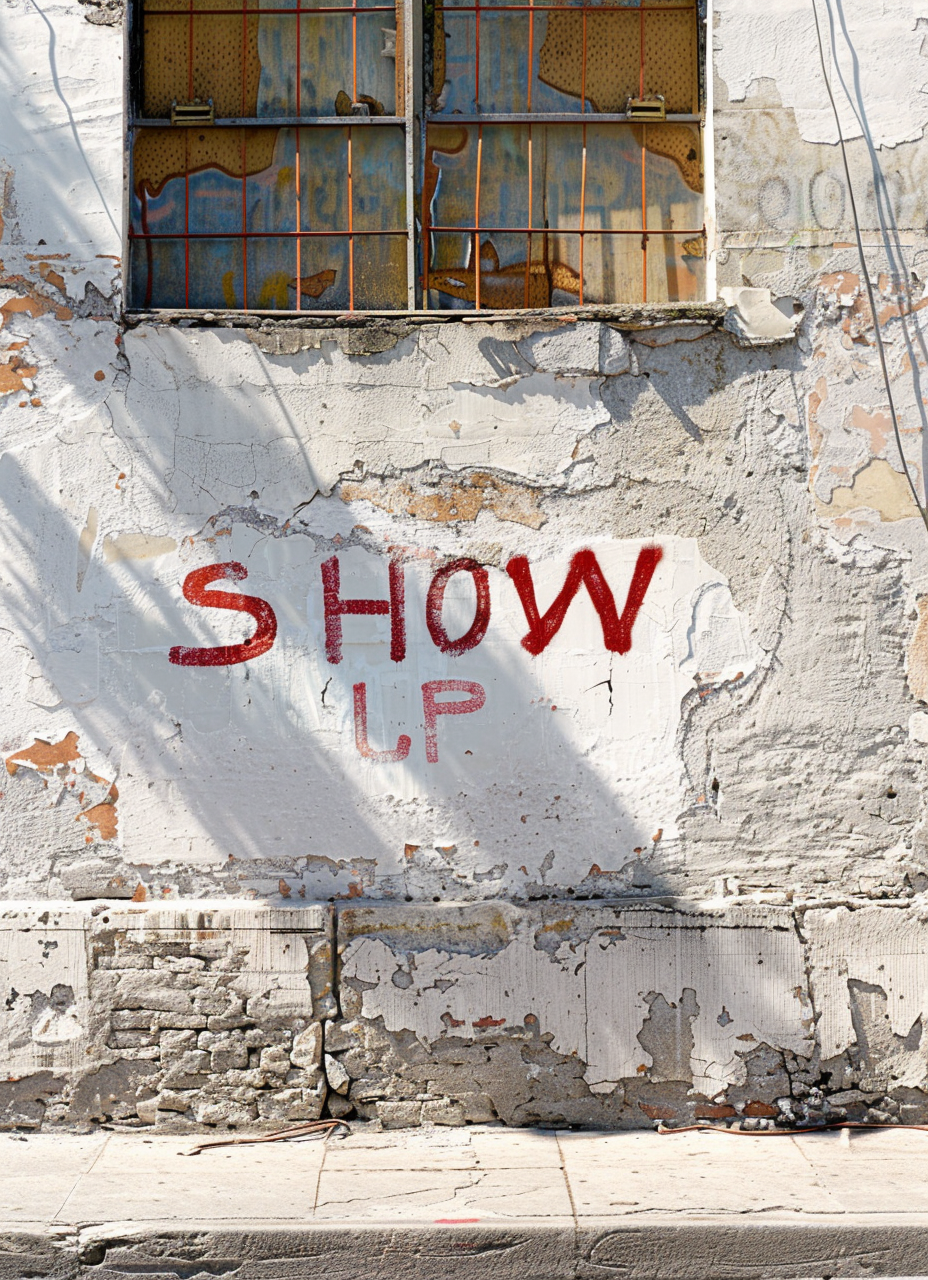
[
  {"xmin": 182, "ymin": 1118, "xmax": 350, "ymax": 1155},
  {"xmin": 659, "ymin": 1119, "xmax": 928, "ymax": 1136},
  {"xmin": 810, "ymin": 0, "xmax": 928, "ymax": 539}
]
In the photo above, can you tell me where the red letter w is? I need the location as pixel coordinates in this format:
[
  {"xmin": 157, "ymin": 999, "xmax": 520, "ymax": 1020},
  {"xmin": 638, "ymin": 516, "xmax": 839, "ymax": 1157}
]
[{"xmin": 506, "ymin": 546, "xmax": 663, "ymax": 656}]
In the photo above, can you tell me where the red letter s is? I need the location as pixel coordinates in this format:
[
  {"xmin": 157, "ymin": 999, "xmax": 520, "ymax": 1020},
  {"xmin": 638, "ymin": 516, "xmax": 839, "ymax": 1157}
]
[{"xmin": 169, "ymin": 562, "xmax": 277, "ymax": 667}]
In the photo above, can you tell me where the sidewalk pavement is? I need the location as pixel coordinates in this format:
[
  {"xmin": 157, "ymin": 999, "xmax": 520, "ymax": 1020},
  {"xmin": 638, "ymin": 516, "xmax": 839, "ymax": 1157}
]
[{"xmin": 2, "ymin": 1124, "xmax": 928, "ymax": 1278}]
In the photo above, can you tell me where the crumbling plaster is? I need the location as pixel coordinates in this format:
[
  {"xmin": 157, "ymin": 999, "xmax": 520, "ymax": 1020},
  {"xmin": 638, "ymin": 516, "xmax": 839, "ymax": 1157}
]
[{"xmin": 3, "ymin": 0, "xmax": 928, "ymax": 1128}]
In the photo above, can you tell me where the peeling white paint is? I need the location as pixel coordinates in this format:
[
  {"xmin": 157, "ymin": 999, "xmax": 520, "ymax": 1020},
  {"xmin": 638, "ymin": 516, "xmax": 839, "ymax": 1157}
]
[
  {"xmin": 343, "ymin": 907, "xmax": 811, "ymax": 1095},
  {"xmin": 807, "ymin": 906, "xmax": 928, "ymax": 1086},
  {"xmin": 715, "ymin": 0, "xmax": 928, "ymax": 150}
]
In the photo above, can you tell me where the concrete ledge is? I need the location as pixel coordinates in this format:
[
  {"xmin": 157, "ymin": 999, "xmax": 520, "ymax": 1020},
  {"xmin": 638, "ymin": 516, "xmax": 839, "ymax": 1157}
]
[
  {"xmin": 2, "ymin": 1127, "xmax": 928, "ymax": 1277},
  {"xmin": 3, "ymin": 1221, "xmax": 922, "ymax": 1280}
]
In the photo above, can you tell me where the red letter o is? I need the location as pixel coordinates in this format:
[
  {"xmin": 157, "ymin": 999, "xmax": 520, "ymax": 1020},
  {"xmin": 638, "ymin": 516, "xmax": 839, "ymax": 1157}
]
[{"xmin": 426, "ymin": 558, "xmax": 490, "ymax": 656}]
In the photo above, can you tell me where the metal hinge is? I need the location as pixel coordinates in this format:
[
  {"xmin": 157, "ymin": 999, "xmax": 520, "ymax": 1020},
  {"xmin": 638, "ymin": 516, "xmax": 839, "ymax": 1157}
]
[
  {"xmin": 171, "ymin": 98, "xmax": 215, "ymax": 126},
  {"xmin": 625, "ymin": 95, "xmax": 666, "ymax": 121}
]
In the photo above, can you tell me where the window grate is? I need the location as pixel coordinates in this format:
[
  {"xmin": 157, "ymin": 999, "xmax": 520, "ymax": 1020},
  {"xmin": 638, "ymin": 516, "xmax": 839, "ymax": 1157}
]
[{"xmin": 128, "ymin": 0, "xmax": 704, "ymax": 310}]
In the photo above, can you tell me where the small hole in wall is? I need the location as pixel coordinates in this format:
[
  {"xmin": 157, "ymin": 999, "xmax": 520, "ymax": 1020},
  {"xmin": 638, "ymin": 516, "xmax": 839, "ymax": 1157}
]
[
  {"xmin": 711, "ymin": 778, "xmax": 720, "ymax": 793},
  {"xmin": 404, "ymin": 894, "xmax": 413, "ymax": 902},
  {"xmin": 887, "ymin": 787, "xmax": 897, "ymax": 798},
  {"xmin": 433, "ymin": 896, "xmax": 440, "ymax": 902}
]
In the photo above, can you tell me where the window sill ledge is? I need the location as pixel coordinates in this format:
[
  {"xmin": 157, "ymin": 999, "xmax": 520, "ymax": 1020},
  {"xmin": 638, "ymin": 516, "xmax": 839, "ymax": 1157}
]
[
  {"xmin": 122, "ymin": 293, "xmax": 801, "ymax": 347},
  {"xmin": 123, "ymin": 301, "xmax": 726, "ymax": 330}
]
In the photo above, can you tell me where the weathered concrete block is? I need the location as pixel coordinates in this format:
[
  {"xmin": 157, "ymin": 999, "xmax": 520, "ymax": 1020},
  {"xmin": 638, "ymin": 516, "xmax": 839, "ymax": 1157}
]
[
  {"xmin": 156, "ymin": 1088, "xmax": 195, "ymax": 1113},
  {"xmin": 806, "ymin": 905, "xmax": 928, "ymax": 1092},
  {"xmin": 517, "ymin": 323, "xmax": 602, "ymax": 375},
  {"xmin": 0, "ymin": 904, "xmax": 329, "ymax": 1129},
  {"xmin": 335, "ymin": 901, "xmax": 811, "ymax": 1128},
  {"xmin": 377, "ymin": 1100, "xmax": 423, "ymax": 1128},
  {"xmin": 210, "ymin": 1042, "xmax": 249, "ymax": 1072},
  {"xmin": 291, "ymin": 1023, "xmax": 323, "ymax": 1069}
]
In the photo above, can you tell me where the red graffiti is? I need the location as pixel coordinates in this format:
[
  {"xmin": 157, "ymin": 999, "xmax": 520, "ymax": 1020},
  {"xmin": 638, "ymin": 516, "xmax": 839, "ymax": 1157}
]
[
  {"xmin": 169, "ymin": 562, "xmax": 277, "ymax": 667},
  {"xmin": 352, "ymin": 683, "xmax": 412, "ymax": 763},
  {"xmin": 422, "ymin": 680, "xmax": 486, "ymax": 763},
  {"xmin": 425, "ymin": 558, "xmax": 491, "ymax": 656},
  {"xmin": 322, "ymin": 555, "xmax": 405, "ymax": 665},
  {"xmin": 505, "ymin": 545, "xmax": 663, "ymax": 656}
]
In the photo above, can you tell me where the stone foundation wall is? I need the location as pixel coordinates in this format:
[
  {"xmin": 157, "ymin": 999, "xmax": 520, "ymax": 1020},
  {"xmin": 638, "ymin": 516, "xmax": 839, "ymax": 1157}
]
[
  {"xmin": 1, "ymin": 905, "xmax": 332, "ymax": 1129},
  {"xmin": 3, "ymin": 900, "xmax": 928, "ymax": 1131}
]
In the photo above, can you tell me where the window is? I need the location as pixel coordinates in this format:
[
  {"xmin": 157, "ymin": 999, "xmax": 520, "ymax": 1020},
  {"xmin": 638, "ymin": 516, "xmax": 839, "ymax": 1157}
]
[{"xmin": 128, "ymin": 0, "xmax": 706, "ymax": 311}]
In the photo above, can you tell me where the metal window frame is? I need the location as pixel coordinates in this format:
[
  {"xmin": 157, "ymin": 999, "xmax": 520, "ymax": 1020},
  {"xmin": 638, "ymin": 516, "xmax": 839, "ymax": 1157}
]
[{"xmin": 124, "ymin": 0, "xmax": 708, "ymax": 314}]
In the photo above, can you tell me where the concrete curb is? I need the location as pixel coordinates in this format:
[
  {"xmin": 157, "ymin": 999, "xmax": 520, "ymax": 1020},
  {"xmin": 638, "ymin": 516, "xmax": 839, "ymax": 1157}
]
[{"xmin": 3, "ymin": 1219, "xmax": 928, "ymax": 1279}]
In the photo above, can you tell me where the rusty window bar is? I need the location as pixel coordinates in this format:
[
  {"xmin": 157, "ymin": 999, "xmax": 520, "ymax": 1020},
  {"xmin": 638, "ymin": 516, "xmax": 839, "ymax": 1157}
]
[
  {"xmin": 143, "ymin": 5, "xmax": 394, "ymax": 11},
  {"xmin": 524, "ymin": 0, "xmax": 533, "ymax": 306},
  {"xmin": 578, "ymin": 2, "xmax": 586, "ymax": 304},
  {"xmin": 129, "ymin": 227, "xmax": 704, "ymax": 237},
  {"xmin": 638, "ymin": 3, "xmax": 644, "ymax": 298},
  {"xmin": 421, "ymin": 113, "xmax": 700, "ymax": 122},
  {"xmin": 145, "ymin": 2, "xmax": 694, "ymax": 8},
  {"xmin": 416, "ymin": 3, "xmax": 696, "ymax": 8},
  {"xmin": 129, "ymin": 230, "xmax": 409, "ymax": 238},
  {"xmin": 425, "ymin": 225, "xmax": 704, "ymax": 234},
  {"xmin": 295, "ymin": 0, "xmax": 301, "ymax": 308},
  {"xmin": 131, "ymin": 117, "xmax": 406, "ymax": 126},
  {"xmin": 133, "ymin": 114, "xmax": 700, "ymax": 125}
]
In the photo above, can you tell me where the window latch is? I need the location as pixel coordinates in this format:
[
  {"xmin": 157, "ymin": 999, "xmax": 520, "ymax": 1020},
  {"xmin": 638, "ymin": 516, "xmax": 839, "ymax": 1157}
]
[
  {"xmin": 625, "ymin": 95, "xmax": 666, "ymax": 121},
  {"xmin": 171, "ymin": 98, "xmax": 215, "ymax": 126}
]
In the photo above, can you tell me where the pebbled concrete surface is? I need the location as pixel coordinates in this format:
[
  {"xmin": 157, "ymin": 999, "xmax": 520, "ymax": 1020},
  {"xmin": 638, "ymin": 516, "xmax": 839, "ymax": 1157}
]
[{"xmin": 2, "ymin": 1126, "xmax": 928, "ymax": 1277}]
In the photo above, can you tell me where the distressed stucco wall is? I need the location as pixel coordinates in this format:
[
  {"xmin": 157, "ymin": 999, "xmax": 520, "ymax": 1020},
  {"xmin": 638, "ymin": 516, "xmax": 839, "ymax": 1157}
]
[{"xmin": 3, "ymin": 0, "xmax": 928, "ymax": 1129}]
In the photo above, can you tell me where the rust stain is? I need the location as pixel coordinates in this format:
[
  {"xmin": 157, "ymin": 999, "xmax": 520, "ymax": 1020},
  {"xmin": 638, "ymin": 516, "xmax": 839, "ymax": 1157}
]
[
  {"xmin": 695, "ymin": 1103, "xmax": 737, "ymax": 1119},
  {"xmin": 7, "ymin": 733, "xmax": 119, "ymax": 842},
  {"xmin": 278, "ymin": 878, "xmax": 292, "ymax": 898},
  {"xmin": 472, "ymin": 1015, "xmax": 506, "ymax": 1028},
  {"xmin": 0, "ymin": 279, "xmax": 72, "ymax": 325},
  {"xmin": 345, "ymin": 907, "xmax": 511, "ymax": 941},
  {"xmin": 341, "ymin": 471, "xmax": 545, "ymax": 530},
  {"xmin": 0, "ymin": 351, "xmax": 38, "ymax": 396},
  {"xmin": 639, "ymin": 1103, "xmax": 676, "ymax": 1120},
  {"xmin": 6, "ymin": 732, "xmax": 82, "ymax": 776},
  {"xmin": 131, "ymin": 882, "xmax": 147, "ymax": 902},
  {"xmin": 77, "ymin": 783, "xmax": 119, "ymax": 841},
  {"xmin": 539, "ymin": 919, "xmax": 573, "ymax": 934},
  {"xmin": 743, "ymin": 1100, "xmax": 778, "ymax": 1118}
]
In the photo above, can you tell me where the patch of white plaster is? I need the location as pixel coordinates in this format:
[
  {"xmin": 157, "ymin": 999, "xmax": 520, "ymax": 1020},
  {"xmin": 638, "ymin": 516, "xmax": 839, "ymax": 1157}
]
[
  {"xmin": 715, "ymin": 0, "xmax": 928, "ymax": 149},
  {"xmin": 343, "ymin": 907, "xmax": 811, "ymax": 1094}
]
